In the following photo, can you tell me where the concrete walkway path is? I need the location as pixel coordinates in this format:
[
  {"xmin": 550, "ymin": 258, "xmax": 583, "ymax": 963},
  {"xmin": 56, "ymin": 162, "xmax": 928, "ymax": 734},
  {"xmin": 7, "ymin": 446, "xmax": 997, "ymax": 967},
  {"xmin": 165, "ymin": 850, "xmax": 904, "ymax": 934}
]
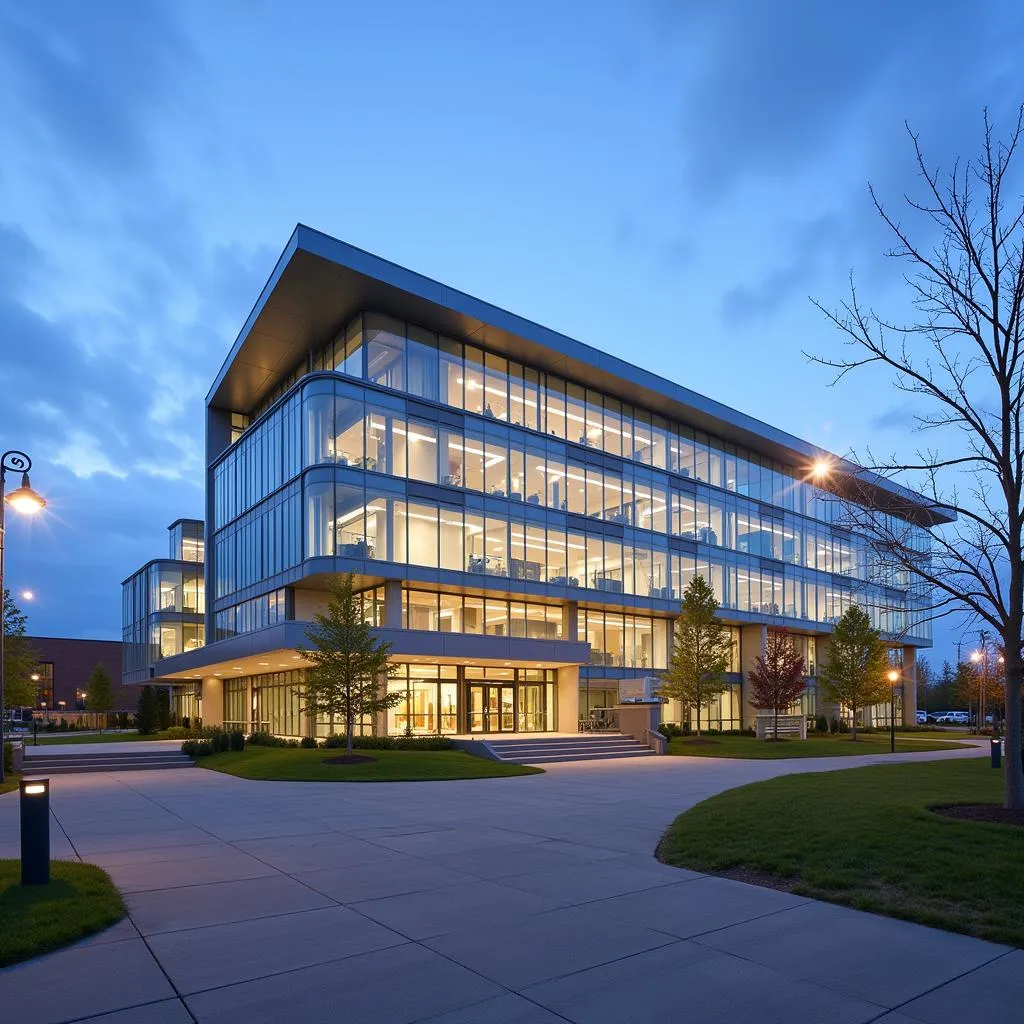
[{"xmin": 1, "ymin": 741, "xmax": 1016, "ymax": 1024}]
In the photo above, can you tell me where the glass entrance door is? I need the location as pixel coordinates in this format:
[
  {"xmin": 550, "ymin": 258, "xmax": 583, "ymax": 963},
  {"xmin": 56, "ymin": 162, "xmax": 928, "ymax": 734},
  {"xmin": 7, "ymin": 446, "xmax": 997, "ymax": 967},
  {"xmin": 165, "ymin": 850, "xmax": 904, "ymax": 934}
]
[{"xmin": 467, "ymin": 684, "xmax": 516, "ymax": 732}]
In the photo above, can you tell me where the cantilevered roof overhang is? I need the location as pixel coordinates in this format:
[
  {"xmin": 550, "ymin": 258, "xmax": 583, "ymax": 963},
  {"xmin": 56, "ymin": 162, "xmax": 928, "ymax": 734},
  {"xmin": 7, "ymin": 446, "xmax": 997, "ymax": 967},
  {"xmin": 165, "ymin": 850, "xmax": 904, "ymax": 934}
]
[{"xmin": 207, "ymin": 225, "xmax": 954, "ymax": 527}]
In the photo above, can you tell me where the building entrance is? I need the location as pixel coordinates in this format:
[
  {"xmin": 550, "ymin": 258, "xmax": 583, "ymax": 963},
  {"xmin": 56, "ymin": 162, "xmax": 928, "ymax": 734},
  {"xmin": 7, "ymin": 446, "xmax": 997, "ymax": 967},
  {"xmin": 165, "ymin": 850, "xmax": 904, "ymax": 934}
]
[{"xmin": 467, "ymin": 684, "xmax": 515, "ymax": 733}]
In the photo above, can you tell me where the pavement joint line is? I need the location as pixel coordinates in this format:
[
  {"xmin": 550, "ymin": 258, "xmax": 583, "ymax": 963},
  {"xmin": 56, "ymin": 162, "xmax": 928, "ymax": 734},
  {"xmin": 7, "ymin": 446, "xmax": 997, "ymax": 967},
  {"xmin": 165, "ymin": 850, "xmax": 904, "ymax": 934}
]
[
  {"xmin": 50, "ymin": 995, "xmax": 194, "ymax": 1024},
  {"xmin": 876, "ymin": 946, "xmax": 1018, "ymax": 1019},
  {"xmin": 688, "ymin": 916, "xmax": 1013, "ymax": 1013},
  {"xmin": 166, "ymin": 937, "xmax": 416, "ymax": 1000}
]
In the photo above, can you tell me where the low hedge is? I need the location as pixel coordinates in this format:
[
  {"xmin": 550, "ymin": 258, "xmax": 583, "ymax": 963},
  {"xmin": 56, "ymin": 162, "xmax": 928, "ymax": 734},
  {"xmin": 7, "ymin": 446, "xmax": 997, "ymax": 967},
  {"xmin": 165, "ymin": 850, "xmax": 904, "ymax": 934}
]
[{"xmin": 325, "ymin": 734, "xmax": 454, "ymax": 751}]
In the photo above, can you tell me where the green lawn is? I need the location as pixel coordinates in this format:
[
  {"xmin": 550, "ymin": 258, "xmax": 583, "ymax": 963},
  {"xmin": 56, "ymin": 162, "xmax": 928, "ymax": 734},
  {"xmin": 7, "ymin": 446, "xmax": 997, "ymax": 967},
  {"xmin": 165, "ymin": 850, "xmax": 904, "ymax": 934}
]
[
  {"xmin": 0, "ymin": 773, "xmax": 20, "ymax": 796},
  {"xmin": 196, "ymin": 745, "xmax": 543, "ymax": 781},
  {"xmin": 667, "ymin": 733, "xmax": 971, "ymax": 758},
  {"xmin": 0, "ymin": 860, "xmax": 125, "ymax": 967},
  {"xmin": 659, "ymin": 758, "xmax": 1024, "ymax": 946}
]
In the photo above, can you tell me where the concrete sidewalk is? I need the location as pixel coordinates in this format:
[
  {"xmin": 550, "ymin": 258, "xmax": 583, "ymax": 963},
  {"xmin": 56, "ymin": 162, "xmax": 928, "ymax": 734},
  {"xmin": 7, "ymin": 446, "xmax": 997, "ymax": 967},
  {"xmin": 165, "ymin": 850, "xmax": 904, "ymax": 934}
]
[{"xmin": 1, "ymin": 741, "xmax": 1015, "ymax": 1024}]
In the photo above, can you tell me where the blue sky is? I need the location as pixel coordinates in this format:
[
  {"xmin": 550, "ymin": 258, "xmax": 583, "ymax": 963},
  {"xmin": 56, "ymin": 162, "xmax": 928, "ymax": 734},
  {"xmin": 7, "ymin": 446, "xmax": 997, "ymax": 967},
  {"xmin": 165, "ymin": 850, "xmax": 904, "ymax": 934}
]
[{"xmin": 1, "ymin": 0, "xmax": 1021, "ymax": 668}]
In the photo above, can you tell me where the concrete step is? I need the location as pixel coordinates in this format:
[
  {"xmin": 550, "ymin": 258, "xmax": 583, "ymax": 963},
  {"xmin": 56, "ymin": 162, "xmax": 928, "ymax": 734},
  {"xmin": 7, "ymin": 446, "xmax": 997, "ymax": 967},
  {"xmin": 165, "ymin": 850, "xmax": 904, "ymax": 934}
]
[
  {"xmin": 499, "ymin": 749, "xmax": 657, "ymax": 764},
  {"xmin": 21, "ymin": 750, "xmax": 193, "ymax": 774},
  {"xmin": 487, "ymin": 741, "xmax": 638, "ymax": 757},
  {"xmin": 485, "ymin": 733, "xmax": 656, "ymax": 764}
]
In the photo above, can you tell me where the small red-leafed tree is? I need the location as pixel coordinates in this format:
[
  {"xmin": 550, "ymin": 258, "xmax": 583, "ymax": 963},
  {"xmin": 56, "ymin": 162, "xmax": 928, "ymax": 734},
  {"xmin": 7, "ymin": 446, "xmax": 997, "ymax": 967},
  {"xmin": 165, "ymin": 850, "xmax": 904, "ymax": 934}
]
[{"xmin": 747, "ymin": 630, "xmax": 807, "ymax": 741}]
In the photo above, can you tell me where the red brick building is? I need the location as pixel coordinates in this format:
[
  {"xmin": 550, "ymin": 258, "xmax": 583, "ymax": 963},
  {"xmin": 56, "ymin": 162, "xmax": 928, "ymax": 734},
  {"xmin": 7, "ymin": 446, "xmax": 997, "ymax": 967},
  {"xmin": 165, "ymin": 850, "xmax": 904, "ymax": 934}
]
[{"xmin": 24, "ymin": 637, "xmax": 143, "ymax": 713}]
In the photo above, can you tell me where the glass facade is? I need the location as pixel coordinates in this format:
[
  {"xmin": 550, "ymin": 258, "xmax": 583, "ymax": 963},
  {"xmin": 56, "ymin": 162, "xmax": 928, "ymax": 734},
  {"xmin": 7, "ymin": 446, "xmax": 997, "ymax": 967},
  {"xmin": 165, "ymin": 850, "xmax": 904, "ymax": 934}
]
[
  {"xmin": 122, "ymin": 521, "xmax": 206, "ymax": 683},
  {"xmin": 213, "ymin": 355, "xmax": 928, "ymax": 642}
]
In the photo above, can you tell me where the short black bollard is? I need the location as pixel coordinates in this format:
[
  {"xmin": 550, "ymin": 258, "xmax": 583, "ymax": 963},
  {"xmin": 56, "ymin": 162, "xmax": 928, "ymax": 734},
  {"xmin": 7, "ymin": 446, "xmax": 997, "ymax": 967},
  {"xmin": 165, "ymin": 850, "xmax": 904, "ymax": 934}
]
[
  {"xmin": 20, "ymin": 778, "xmax": 50, "ymax": 886},
  {"xmin": 991, "ymin": 737, "xmax": 1002, "ymax": 769},
  {"xmin": 33, "ymin": 720, "xmax": 38, "ymax": 746}
]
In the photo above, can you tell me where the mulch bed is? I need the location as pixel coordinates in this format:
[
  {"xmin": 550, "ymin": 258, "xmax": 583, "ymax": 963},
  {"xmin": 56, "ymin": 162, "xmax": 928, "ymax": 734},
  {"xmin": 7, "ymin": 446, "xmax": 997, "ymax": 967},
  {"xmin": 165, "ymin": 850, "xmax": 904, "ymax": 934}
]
[
  {"xmin": 321, "ymin": 755, "xmax": 377, "ymax": 765},
  {"xmin": 932, "ymin": 803, "xmax": 1024, "ymax": 827}
]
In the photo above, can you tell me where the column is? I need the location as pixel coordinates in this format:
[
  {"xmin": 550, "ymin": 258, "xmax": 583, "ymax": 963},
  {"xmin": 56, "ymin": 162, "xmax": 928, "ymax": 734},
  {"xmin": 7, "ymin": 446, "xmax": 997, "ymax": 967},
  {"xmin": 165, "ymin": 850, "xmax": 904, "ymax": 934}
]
[
  {"xmin": 738, "ymin": 623, "xmax": 766, "ymax": 730},
  {"xmin": 384, "ymin": 579, "xmax": 403, "ymax": 629},
  {"xmin": 902, "ymin": 645, "xmax": 918, "ymax": 727},
  {"xmin": 556, "ymin": 665, "xmax": 580, "ymax": 733},
  {"xmin": 561, "ymin": 600, "xmax": 578, "ymax": 641},
  {"xmin": 814, "ymin": 635, "xmax": 840, "ymax": 727},
  {"xmin": 201, "ymin": 676, "xmax": 224, "ymax": 728}
]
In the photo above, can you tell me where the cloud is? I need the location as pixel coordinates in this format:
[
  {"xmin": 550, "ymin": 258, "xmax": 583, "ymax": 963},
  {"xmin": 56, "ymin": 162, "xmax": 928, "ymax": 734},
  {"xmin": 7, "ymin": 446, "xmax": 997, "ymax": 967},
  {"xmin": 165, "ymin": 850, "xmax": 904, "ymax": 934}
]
[{"xmin": 0, "ymin": 1, "xmax": 195, "ymax": 179}]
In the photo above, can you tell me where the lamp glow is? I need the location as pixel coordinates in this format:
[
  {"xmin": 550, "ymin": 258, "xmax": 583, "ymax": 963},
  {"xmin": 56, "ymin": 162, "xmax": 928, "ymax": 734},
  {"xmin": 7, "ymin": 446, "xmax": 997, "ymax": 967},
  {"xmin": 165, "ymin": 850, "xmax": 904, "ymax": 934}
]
[
  {"xmin": 23, "ymin": 783, "xmax": 46, "ymax": 795},
  {"xmin": 4, "ymin": 472, "xmax": 46, "ymax": 514}
]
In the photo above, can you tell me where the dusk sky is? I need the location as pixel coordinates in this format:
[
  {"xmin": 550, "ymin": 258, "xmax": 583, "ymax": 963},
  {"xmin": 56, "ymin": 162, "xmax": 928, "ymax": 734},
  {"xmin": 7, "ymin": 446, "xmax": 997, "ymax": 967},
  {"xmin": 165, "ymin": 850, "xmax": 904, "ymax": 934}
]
[{"xmin": 2, "ymin": 0, "xmax": 1021, "ymax": 668}]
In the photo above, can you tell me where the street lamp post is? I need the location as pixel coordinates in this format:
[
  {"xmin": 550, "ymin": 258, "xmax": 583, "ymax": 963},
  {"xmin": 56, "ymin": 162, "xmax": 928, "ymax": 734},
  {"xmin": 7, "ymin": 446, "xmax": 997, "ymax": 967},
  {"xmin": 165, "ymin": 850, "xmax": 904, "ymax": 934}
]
[
  {"xmin": 1, "ymin": 451, "xmax": 46, "ymax": 784},
  {"xmin": 887, "ymin": 669, "xmax": 900, "ymax": 753}
]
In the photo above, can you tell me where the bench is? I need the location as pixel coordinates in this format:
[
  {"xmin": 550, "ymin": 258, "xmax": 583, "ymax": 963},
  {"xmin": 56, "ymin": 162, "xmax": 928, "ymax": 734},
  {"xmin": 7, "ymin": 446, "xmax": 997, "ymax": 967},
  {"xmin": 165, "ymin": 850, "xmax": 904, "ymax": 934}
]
[{"xmin": 755, "ymin": 714, "xmax": 807, "ymax": 740}]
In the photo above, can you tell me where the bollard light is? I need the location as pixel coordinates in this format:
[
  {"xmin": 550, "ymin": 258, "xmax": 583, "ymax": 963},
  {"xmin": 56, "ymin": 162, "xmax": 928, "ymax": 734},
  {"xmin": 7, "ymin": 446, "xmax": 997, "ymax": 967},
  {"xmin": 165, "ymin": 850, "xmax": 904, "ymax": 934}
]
[{"xmin": 19, "ymin": 777, "xmax": 50, "ymax": 886}]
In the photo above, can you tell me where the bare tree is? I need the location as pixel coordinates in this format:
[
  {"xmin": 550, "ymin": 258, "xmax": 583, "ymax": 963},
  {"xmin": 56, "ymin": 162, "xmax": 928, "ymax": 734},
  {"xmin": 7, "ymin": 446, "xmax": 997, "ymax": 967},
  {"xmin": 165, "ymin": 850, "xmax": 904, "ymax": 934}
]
[{"xmin": 811, "ymin": 107, "xmax": 1024, "ymax": 807}]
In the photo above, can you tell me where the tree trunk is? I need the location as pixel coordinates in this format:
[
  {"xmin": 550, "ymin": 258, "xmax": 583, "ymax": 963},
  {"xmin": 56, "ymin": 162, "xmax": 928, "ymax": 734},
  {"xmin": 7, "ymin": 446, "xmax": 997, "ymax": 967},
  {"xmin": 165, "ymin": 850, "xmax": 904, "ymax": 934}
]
[
  {"xmin": 850, "ymin": 703, "xmax": 858, "ymax": 741},
  {"xmin": 346, "ymin": 713, "xmax": 354, "ymax": 759},
  {"xmin": 773, "ymin": 705, "xmax": 779, "ymax": 741},
  {"xmin": 696, "ymin": 701, "xmax": 702, "ymax": 738},
  {"xmin": 1004, "ymin": 649, "xmax": 1023, "ymax": 809}
]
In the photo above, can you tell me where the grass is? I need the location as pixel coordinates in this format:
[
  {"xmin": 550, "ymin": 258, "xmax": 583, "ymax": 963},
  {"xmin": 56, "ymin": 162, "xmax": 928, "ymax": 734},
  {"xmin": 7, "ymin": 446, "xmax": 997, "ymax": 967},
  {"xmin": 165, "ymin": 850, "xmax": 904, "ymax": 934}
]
[
  {"xmin": 0, "ymin": 860, "xmax": 125, "ymax": 967},
  {"xmin": 0, "ymin": 773, "xmax": 20, "ymax": 796},
  {"xmin": 195, "ymin": 744, "xmax": 543, "ymax": 782},
  {"xmin": 659, "ymin": 758, "xmax": 1024, "ymax": 946},
  {"xmin": 667, "ymin": 733, "xmax": 970, "ymax": 758}
]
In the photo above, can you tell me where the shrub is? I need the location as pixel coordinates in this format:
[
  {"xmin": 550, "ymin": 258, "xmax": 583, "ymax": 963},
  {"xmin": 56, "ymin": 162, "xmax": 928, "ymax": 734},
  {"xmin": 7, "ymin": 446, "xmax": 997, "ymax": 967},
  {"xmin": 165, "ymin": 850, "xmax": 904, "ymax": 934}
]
[
  {"xmin": 162, "ymin": 726, "xmax": 198, "ymax": 740},
  {"xmin": 322, "ymin": 734, "xmax": 455, "ymax": 751},
  {"xmin": 248, "ymin": 731, "xmax": 287, "ymax": 747},
  {"xmin": 181, "ymin": 739, "xmax": 215, "ymax": 757},
  {"xmin": 229, "ymin": 731, "xmax": 245, "ymax": 751},
  {"xmin": 300, "ymin": 736, "xmax": 318, "ymax": 749},
  {"xmin": 838, "ymin": 718, "xmax": 851, "ymax": 734},
  {"xmin": 829, "ymin": 716, "xmax": 839, "ymax": 734},
  {"xmin": 815, "ymin": 715, "xmax": 829, "ymax": 734},
  {"xmin": 3, "ymin": 741, "xmax": 12, "ymax": 774},
  {"xmin": 658, "ymin": 723, "xmax": 684, "ymax": 740}
]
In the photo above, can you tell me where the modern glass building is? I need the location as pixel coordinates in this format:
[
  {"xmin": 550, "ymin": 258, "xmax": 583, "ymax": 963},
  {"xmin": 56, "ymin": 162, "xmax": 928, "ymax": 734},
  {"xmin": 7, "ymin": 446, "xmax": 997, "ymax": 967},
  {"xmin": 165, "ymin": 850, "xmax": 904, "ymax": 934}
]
[
  {"xmin": 122, "ymin": 519, "xmax": 205, "ymax": 686},
  {"xmin": 123, "ymin": 226, "xmax": 947, "ymax": 737}
]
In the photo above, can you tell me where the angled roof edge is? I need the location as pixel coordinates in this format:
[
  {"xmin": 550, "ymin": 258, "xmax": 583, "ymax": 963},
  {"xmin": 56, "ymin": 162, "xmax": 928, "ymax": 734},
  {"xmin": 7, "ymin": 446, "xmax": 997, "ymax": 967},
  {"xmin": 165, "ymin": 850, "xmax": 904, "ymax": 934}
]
[{"xmin": 206, "ymin": 225, "xmax": 954, "ymax": 526}]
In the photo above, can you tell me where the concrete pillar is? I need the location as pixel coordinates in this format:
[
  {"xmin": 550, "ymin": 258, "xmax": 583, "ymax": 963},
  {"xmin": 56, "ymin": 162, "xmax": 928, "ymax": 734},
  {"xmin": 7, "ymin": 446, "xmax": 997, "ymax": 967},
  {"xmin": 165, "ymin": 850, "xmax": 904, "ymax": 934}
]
[
  {"xmin": 201, "ymin": 676, "xmax": 223, "ymax": 728},
  {"xmin": 902, "ymin": 646, "xmax": 918, "ymax": 726},
  {"xmin": 813, "ymin": 635, "xmax": 839, "ymax": 725},
  {"xmin": 738, "ymin": 623, "xmax": 766, "ymax": 729},
  {"xmin": 374, "ymin": 668, "xmax": 391, "ymax": 736},
  {"xmin": 384, "ymin": 580, "xmax": 403, "ymax": 628},
  {"xmin": 561, "ymin": 601, "xmax": 578, "ymax": 641},
  {"xmin": 556, "ymin": 665, "xmax": 580, "ymax": 733}
]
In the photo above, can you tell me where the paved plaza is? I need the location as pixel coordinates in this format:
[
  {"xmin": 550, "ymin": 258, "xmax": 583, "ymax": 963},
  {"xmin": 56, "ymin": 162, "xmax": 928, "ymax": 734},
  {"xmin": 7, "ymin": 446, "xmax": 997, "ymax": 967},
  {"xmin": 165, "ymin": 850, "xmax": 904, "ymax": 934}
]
[{"xmin": 1, "ymin": 741, "xmax": 1019, "ymax": 1024}]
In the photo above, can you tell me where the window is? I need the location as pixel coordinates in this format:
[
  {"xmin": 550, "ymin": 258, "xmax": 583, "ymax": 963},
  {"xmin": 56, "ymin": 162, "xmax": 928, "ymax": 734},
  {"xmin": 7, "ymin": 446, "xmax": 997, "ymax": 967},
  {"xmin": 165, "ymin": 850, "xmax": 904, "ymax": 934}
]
[
  {"xmin": 406, "ymin": 325, "xmax": 438, "ymax": 401},
  {"xmin": 407, "ymin": 419, "xmax": 438, "ymax": 483},
  {"xmin": 484, "ymin": 353, "xmax": 509, "ymax": 421},
  {"xmin": 439, "ymin": 337, "xmax": 463, "ymax": 408},
  {"xmin": 406, "ymin": 502, "xmax": 439, "ymax": 568},
  {"xmin": 464, "ymin": 346, "xmax": 485, "ymax": 414},
  {"xmin": 365, "ymin": 313, "xmax": 405, "ymax": 390}
]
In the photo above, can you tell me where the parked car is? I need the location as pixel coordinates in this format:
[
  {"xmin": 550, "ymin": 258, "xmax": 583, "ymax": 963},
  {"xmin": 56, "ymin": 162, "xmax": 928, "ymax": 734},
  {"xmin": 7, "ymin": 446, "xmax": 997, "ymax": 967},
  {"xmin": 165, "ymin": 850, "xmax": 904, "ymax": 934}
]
[
  {"xmin": 916, "ymin": 710, "xmax": 928, "ymax": 724},
  {"xmin": 934, "ymin": 711, "xmax": 970, "ymax": 725}
]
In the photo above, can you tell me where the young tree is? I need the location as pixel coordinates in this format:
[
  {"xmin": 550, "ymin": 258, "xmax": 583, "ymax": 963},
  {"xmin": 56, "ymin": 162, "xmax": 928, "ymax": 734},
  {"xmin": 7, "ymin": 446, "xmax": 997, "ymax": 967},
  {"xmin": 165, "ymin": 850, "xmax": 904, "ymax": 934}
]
[
  {"xmin": 819, "ymin": 606, "xmax": 891, "ymax": 740},
  {"xmin": 812, "ymin": 108, "xmax": 1024, "ymax": 805},
  {"xmin": 156, "ymin": 687, "xmax": 171, "ymax": 731},
  {"xmin": 297, "ymin": 574, "xmax": 402, "ymax": 758},
  {"xmin": 85, "ymin": 663, "xmax": 115, "ymax": 729},
  {"xmin": 658, "ymin": 575, "xmax": 734, "ymax": 737},
  {"xmin": 747, "ymin": 630, "xmax": 807, "ymax": 740},
  {"xmin": 136, "ymin": 686, "xmax": 159, "ymax": 735},
  {"xmin": 3, "ymin": 588, "xmax": 37, "ymax": 709}
]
